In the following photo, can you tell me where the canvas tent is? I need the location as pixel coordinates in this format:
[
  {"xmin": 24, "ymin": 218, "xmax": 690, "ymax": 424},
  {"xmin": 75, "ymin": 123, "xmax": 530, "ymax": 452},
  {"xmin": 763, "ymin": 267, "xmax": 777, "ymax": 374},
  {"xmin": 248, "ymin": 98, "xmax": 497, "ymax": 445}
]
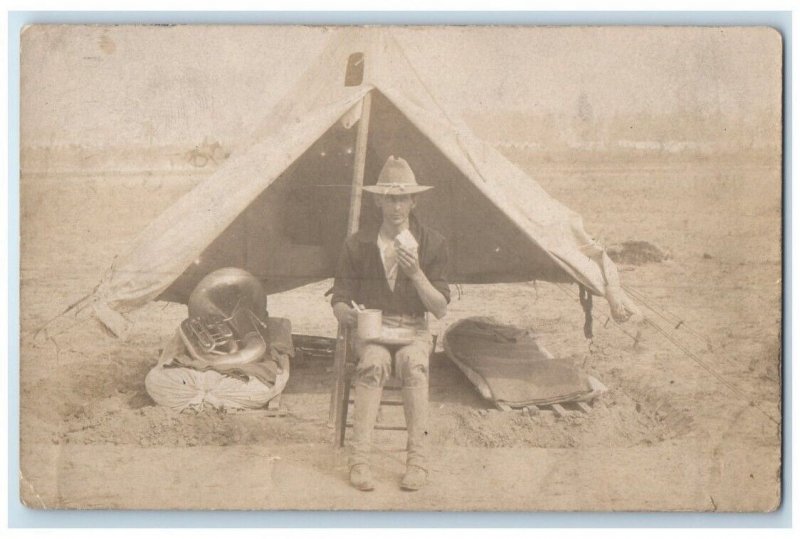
[{"xmin": 44, "ymin": 28, "xmax": 634, "ymax": 339}]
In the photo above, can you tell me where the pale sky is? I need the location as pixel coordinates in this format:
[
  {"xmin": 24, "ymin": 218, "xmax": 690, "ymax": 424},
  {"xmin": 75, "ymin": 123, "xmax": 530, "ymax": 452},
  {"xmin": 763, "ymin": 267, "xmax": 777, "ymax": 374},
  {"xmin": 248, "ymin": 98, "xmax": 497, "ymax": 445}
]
[{"xmin": 21, "ymin": 25, "xmax": 782, "ymax": 149}]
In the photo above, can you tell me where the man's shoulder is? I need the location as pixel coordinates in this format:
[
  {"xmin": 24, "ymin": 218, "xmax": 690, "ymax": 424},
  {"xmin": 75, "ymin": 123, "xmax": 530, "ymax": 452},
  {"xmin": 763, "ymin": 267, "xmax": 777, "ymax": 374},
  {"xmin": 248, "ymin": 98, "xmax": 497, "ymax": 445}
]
[
  {"xmin": 341, "ymin": 230, "xmax": 374, "ymax": 254},
  {"xmin": 341, "ymin": 222, "xmax": 447, "ymax": 248},
  {"xmin": 416, "ymin": 223, "xmax": 447, "ymax": 247},
  {"xmin": 346, "ymin": 229, "xmax": 373, "ymax": 246}
]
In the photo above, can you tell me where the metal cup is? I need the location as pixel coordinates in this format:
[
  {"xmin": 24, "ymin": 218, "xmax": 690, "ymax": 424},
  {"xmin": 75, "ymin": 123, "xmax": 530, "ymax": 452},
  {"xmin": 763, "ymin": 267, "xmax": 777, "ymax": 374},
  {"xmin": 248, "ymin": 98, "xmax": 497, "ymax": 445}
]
[{"xmin": 356, "ymin": 309, "xmax": 383, "ymax": 340}]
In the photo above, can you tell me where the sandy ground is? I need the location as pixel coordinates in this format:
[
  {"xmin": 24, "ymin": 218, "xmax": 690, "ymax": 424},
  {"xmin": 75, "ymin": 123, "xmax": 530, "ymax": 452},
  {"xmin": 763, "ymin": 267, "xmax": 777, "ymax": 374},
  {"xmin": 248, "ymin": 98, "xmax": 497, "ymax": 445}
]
[{"xmin": 19, "ymin": 154, "xmax": 782, "ymax": 511}]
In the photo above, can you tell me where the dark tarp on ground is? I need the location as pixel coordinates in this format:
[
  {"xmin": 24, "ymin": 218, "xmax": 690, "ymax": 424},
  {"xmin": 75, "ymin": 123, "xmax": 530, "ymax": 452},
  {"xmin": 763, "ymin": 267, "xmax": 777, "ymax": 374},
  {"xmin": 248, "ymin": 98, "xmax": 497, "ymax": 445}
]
[{"xmin": 443, "ymin": 317, "xmax": 597, "ymax": 407}]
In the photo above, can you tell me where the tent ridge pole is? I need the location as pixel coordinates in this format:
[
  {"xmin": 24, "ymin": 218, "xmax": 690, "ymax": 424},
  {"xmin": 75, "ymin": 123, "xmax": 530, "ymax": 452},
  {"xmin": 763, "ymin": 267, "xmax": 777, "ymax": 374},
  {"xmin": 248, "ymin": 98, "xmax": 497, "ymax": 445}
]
[
  {"xmin": 330, "ymin": 89, "xmax": 373, "ymax": 433},
  {"xmin": 346, "ymin": 89, "xmax": 373, "ymax": 234}
]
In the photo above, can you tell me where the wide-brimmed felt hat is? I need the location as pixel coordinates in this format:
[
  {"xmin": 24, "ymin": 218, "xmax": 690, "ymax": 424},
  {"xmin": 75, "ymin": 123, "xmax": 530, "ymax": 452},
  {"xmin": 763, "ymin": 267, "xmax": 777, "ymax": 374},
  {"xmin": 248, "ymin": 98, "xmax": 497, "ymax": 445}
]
[{"xmin": 362, "ymin": 156, "xmax": 434, "ymax": 195}]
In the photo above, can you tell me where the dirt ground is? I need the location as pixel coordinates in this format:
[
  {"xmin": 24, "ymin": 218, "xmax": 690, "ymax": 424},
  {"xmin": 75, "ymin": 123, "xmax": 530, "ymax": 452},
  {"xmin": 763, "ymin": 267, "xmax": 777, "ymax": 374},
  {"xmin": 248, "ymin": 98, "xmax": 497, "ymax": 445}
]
[{"xmin": 18, "ymin": 153, "xmax": 782, "ymax": 511}]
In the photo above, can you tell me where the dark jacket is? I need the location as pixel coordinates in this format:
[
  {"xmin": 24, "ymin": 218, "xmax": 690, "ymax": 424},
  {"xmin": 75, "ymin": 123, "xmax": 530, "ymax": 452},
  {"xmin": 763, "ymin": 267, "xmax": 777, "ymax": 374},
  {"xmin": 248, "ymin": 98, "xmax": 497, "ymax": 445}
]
[{"xmin": 331, "ymin": 219, "xmax": 451, "ymax": 317}]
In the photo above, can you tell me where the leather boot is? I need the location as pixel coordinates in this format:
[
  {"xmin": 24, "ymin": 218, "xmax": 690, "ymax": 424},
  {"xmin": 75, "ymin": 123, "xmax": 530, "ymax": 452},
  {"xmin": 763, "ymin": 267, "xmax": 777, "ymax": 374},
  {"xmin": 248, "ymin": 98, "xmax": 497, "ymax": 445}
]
[
  {"xmin": 349, "ymin": 464, "xmax": 375, "ymax": 492},
  {"xmin": 348, "ymin": 384, "xmax": 383, "ymax": 490},
  {"xmin": 401, "ymin": 385, "xmax": 429, "ymax": 490}
]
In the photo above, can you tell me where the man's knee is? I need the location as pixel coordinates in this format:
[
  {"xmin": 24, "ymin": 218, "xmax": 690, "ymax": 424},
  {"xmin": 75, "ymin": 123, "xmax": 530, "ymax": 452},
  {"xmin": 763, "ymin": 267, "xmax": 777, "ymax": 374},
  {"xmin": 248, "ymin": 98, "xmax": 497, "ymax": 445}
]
[
  {"xmin": 356, "ymin": 344, "xmax": 392, "ymax": 387},
  {"xmin": 396, "ymin": 346, "xmax": 429, "ymax": 387}
]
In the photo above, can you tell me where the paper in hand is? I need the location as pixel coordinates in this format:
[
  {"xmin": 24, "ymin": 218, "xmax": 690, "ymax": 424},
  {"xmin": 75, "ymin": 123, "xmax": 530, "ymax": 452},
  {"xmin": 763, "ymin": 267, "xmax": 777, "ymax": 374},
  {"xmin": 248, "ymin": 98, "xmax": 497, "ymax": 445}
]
[{"xmin": 394, "ymin": 229, "xmax": 418, "ymax": 253}]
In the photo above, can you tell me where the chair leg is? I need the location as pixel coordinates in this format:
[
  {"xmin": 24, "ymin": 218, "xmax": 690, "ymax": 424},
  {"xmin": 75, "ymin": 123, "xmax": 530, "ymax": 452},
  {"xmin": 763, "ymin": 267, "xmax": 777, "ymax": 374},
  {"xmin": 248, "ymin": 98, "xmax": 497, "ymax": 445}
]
[
  {"xmin": 330, "ymin": 325, "xmax": 351, "ymax": 442},
  {"xmin": 338, "ymin": 367, "xmax": 353, "ymax": 447}
]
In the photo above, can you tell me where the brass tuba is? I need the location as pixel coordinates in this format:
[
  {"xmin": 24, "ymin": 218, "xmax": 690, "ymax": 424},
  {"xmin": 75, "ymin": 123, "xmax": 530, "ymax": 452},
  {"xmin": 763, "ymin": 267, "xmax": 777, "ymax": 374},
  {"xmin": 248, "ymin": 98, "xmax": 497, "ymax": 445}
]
[{"xmin": 179, "ymin": 268, "xmax": 269, "ymax": 367}]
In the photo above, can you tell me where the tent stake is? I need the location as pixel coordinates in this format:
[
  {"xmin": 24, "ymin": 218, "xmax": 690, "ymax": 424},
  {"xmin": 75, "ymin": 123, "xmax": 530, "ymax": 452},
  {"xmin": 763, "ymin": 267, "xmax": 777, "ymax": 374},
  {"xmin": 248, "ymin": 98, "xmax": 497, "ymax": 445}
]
[{"xmin": 330, "ymin": 90, "xmax": 374, "ymax": 434}]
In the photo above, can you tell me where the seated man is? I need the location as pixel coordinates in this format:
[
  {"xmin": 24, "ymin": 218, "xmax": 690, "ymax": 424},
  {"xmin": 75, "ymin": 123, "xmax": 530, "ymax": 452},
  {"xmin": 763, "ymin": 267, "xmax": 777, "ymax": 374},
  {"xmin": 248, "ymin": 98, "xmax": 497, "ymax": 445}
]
[{"xmin": 331, "ymin": 156, "xmax": 450, "ymax": 492}]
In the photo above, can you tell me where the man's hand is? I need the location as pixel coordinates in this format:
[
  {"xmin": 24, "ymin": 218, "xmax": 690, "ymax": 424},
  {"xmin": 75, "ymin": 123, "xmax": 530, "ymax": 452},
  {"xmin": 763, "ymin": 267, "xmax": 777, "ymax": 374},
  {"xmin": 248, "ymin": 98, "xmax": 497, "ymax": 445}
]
[
  {"xmin": 399, "ymin": 247, "xmax": 448, "ymax": 320},
  {"xmin": 396, "ymin": 245, "xmax": 421, "ymax": 278},
  {"xmin": 332, "ymin": 302, "xmax": 359, "ymax": 327}
]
